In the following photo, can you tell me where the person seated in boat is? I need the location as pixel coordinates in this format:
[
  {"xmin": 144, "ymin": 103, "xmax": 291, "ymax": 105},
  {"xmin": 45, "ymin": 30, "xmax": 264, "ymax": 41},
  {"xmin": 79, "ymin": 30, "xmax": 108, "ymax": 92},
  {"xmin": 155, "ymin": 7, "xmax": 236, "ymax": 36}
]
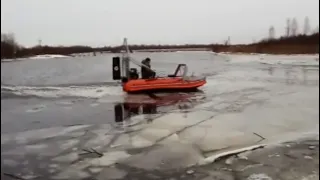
[{"xmin": 141, "ymin": 58, "xmax": 156, "ymax": 79}]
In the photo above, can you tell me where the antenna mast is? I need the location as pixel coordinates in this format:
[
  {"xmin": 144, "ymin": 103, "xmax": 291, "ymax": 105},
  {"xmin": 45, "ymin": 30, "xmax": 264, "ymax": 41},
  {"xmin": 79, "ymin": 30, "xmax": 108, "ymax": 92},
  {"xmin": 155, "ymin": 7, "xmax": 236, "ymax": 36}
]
[{"xmin": 121, "ymin": 38, "xmax": 130, "ymax": 78}]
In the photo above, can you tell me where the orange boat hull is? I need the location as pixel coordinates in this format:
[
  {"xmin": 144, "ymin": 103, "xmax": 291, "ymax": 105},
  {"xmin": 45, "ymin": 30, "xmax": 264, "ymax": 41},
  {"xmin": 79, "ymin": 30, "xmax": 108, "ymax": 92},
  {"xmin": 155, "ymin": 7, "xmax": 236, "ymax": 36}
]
[{"xmin": 122, "ymin": 77, "xmax": 206, "ymax": 93}]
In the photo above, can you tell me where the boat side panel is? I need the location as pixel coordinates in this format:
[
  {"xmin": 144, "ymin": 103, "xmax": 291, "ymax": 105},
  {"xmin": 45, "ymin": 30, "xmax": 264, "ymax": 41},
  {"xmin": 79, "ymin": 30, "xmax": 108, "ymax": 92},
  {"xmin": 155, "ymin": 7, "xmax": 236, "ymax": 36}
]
[{"xmin": 123, "ymin": 78, "xmax": 206, "ymax": 93}]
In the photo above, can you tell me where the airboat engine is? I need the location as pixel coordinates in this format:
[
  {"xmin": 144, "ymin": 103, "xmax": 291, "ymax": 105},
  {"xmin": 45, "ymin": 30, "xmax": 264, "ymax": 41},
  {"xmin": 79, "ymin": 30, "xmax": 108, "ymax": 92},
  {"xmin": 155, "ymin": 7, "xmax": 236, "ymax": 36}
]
[
  {"xmin": 112, "ymin": 56, "xmax": 139, "ymax": 82},
  {"xmin": 129, "ymin": 68, "xmax": 139, "ymax": 79}
]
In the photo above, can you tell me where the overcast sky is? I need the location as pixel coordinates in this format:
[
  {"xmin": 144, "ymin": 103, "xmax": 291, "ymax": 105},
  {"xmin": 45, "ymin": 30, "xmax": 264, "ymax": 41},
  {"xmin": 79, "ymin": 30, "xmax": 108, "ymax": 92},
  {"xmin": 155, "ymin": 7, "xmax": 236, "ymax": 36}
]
[{"xmin": 1, "ymin": 0, "xmax": 319, "ymax": 47}]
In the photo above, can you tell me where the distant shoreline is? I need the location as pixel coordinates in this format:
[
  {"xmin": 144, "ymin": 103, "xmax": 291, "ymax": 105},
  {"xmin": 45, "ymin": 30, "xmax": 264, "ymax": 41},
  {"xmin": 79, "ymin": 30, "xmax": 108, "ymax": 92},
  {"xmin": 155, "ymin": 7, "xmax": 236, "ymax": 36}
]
[
  {"xmin": 1, "ymin": 33, "xmax": 319, "ymax": 59},
  {"xmin": 2, "ymin": 52, "xmax": 318, "ymax": 63}
]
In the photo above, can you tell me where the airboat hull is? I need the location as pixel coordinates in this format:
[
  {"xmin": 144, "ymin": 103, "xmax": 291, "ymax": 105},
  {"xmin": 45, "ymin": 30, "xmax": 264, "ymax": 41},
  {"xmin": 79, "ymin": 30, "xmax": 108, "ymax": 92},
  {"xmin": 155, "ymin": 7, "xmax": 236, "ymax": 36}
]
[{"xmin": 122, "ymin": 76, "xmax": 206, "ymax": 93}]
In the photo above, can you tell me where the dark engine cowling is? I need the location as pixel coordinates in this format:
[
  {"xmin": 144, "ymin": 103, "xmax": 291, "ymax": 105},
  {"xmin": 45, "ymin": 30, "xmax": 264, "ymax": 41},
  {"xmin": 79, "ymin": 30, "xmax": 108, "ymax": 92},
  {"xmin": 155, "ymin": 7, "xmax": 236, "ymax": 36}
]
[
  {"xmin": 129, "ymin": 68, "xmax": 139, "ymax": 79},
  {"xmin": 113, "ymin": 56, "xmax": 139, "ymax": 82},
  {"xmin": 112, "ymin": 57, "xmax": 121, "ymax": 80}
]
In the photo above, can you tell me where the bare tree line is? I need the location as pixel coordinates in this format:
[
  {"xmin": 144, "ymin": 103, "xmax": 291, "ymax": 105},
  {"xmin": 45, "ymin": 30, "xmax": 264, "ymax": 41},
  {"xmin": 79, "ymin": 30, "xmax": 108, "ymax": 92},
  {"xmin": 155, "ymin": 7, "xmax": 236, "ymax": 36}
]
[{"xmin": 269, "ymin": 16, "xmax": 319, "ymax": 40}]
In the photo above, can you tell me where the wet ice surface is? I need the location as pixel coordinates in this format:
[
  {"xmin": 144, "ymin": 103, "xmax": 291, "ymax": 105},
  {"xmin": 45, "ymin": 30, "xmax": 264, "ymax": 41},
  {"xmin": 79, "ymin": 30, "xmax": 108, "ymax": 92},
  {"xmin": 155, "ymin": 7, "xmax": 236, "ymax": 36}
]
[{"xmin": 1, "ymin": 53, "xmax": 319, "ymax": 179}]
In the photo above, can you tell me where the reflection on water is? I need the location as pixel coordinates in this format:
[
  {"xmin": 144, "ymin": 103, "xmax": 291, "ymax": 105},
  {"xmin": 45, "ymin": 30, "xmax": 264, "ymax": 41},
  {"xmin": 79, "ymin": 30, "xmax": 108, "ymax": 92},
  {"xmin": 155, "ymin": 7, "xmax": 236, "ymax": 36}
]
[
  {"xmin": 284, "ymin": 67, "xmax": 317, "ymax": 85},
  {"xmin": 114, "ymin": 92, "xmax": 204, "ymax": 123},
  {"xmin": 114, "ymin": 103, "xmax": 157, "ymax": 123},
  {"xmin": 261, "ymin": 65, "xmax": 318, "ymax": 86},
  {"xmin": 285, "ymin": 68, "xmax": 296, "ymax": 85},
  {"xmin": 268, "ymin": 66, "xmax": 274, "ymax": 75}
]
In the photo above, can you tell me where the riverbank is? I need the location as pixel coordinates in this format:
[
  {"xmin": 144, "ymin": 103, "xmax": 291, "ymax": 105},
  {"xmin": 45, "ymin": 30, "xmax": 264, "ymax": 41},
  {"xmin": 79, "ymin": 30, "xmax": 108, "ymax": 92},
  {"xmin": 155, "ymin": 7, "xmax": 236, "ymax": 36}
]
[{"xmin": 1, "ymin": 33, "xmax": 318, "ymax": 59}]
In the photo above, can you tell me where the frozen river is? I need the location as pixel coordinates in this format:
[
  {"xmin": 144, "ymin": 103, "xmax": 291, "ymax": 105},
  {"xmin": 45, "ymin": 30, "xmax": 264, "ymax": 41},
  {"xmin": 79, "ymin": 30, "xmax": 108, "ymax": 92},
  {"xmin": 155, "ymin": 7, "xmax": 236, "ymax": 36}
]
[{"xmin": 1, "ymin": 52, "xmax": 319, "ymax": 179}]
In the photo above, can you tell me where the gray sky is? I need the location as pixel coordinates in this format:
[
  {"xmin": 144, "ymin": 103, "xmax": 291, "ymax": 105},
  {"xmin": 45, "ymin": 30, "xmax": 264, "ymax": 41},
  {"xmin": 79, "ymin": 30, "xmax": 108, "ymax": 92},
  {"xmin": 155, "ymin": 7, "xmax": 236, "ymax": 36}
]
[{"xmin": 1, "ymin": 0, "xmax": 319, "ymax": 47}]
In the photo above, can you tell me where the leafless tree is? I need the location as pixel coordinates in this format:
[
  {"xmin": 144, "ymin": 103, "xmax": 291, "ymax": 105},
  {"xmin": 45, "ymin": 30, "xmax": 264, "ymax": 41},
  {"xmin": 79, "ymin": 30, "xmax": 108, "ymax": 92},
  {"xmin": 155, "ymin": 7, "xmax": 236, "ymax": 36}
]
[
  {"xmin": 1, "ymin": 32, "xmax": 18, "ymax": 56},
  {"xmin": 303, "ymin": 16, "xmax": 311, "ymax": 35},
  {"xmin": 269, "ymin": 26, "xmax": 275, "ymax": 39},
  {"xmin": 38, "ymin": 39, "xmax": 42, "ymax": 46},
  {"xmin": 252, "ymin": 38, "xmax": 256, "ymax": 43},
  {"xmin": 1, "ymin": 32, "xmax": 15, "ymax": 45},
  {"xmin": 290, "ymin": 18, "xmax": 298, "ymax": 36}
]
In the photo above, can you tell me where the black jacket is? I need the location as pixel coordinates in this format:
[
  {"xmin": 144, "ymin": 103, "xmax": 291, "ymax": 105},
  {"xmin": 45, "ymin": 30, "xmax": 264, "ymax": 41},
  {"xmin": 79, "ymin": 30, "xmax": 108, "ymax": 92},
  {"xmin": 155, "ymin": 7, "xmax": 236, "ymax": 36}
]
[{"xmin": 141, "ymin": 60, "xmax": 153, "ymax": 79}]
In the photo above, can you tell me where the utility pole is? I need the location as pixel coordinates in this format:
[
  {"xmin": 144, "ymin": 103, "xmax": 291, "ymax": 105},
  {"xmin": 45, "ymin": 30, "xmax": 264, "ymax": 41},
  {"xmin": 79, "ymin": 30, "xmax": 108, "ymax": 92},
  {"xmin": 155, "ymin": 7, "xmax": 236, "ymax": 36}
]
[
  {"xmin": 291, "ymin": 18, "xmax": 298, "ymax": 36},
  {"xmin": 38, "ymin": 38, "xmax": 42, "ymax": 55},
  {"xmin": 224, "ymin": 36, "xmax": 231, "ymax": 45},
  {"xmin": 286, "ymin": 18, "xmax": 291, "ymax": 37}
]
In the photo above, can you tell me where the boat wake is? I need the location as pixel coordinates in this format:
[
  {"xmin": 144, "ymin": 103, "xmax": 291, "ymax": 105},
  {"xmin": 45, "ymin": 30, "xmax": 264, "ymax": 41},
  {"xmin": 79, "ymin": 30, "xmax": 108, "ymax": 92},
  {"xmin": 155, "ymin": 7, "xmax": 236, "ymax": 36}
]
[{"xmin": 1, "ymin": 82, "xmax": 124, "ymax": 99}]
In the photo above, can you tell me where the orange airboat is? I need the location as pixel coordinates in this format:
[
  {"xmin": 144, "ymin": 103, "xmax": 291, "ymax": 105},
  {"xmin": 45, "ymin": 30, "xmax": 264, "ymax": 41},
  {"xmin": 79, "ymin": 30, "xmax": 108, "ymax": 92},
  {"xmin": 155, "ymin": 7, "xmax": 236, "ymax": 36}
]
[{"xmin": 112, "ymin": 38, "xmax": 206, "ymax": 93}]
